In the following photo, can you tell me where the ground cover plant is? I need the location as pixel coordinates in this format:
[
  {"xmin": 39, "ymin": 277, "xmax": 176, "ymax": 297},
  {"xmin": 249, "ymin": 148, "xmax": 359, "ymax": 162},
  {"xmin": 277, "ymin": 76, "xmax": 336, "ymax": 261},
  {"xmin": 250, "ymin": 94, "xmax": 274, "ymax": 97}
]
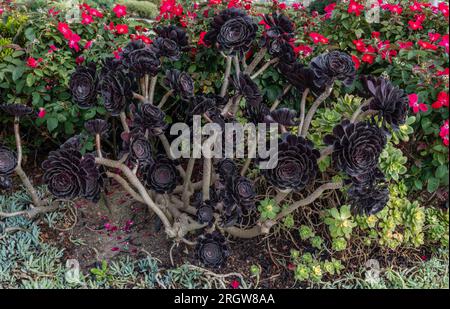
[{"xmin": 0, "ymin": 0, "xmax": 448, "ymax": 289}]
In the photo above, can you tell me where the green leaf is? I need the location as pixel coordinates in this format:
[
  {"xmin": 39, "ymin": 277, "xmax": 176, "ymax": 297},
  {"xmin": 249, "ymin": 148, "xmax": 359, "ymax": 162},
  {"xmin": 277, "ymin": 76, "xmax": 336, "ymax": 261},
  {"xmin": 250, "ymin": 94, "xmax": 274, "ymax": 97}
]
[
  {"xmin": 12, "ymin": 66, "xmax": 25, "ymax": 81},
  {"xmin": 47, "ymin": 118, "xmax": 59, "ymax": 132},
  {"xmin": 427, "ymin": 177, "xmax": 440, "ymax": 193},
  {"xmin": 25, "ymin": 27, "xmax": 36, "ymax": 41},
  {"xmin": 26, "ymin": 74, "xmax": 35, "ymax": 87},
  {"xmin": 435, "ymin": 165, "xmax": 448, "ymax": 179}
]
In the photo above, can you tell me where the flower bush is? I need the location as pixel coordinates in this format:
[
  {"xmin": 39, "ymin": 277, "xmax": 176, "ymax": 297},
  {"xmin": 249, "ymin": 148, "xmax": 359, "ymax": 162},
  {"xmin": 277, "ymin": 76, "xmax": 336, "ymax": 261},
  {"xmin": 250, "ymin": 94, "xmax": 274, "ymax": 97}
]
[{"xmin": 0, "ymin": 0, "xmax": 448, "ymax": 279}]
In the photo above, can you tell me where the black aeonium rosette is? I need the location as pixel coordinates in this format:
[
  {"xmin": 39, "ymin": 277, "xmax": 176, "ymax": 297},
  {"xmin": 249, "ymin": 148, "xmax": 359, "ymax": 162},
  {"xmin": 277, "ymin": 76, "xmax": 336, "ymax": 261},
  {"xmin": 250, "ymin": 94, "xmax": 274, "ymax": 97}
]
[
  {"xmin": 188, "ymin": 94, "xmax": 226, "ymax": 116},
  {"xmin": 361, "ymin": 76, "xmax": 408, "ymax": 129},
  {"xmin": 264, "ymin": 108, "xmax": 298, "ymax": 127},
  {"xmin": 164, "ymin": 69, "xmax": 194, "ymax": 100},
  {"xmin": 69, "ymin": 62, "xmax": 98, "ymax": 109},
  {"xmin": 261, "ymin": 13, "xmax": 295, "ymax": 46},
  {"xmin": 129, "ymin": 132, "xmax": 154, "ymax": 167},
  {"xmin": 348, "ymin": 178, "xmax": 390, "ymax": 215},
  {"xmin": 230, "ymin": 73, "xmax": 262, "ymax": 105},
  {"xmin": 99, "ymin": 63, "xmax": 133, "ymax": 116},
  {"xmin": 144, "ymin": 155, "xmax": 179, "ymax": 193},
  {"xmin": 324, "ymin": 120, "xmax": 387, "ymax": 179},
  {"xmin": 216, "ymin": 159, "xmax": 238, "ymax": 182},
  {"xmin": 131, "ymin": 103, "xmax": 168, "ymax": 136},
  {"xmin": 154, "ymin": 25, "xmax": 189, "ymax": 52},
  {"xmin": 262, "ymin": 134, "xmax": 320, "ymax": 191},
  {"xmin": 0, "ymin": 175, "xmax": 13, "ymax": 190},
  {"xmin": 196, "ymin": 201, "xmax": 216, "ymax": 226},
  {"xmin": 84, "ymin": 119, "xmax": 110, "ymax": 137},
  {"xmin": 195, "ymin": 232, "xmax": 230, "ymax": 268},
  {"xmin": 1, "ymin": 104, "xmax": 33, "ymax": 117},
  {"xmin": 204, "ymin": 8, "xmax": 257, "ymax": 55},
  {"xmin": 277, "ymin": 61, "xmax": 315, "ymax": 92},
  {"xmin": 122, "ymin": 40, "xmax": 161, "ymax": 77},
  {"xmin": 267, "ymin": 40, "xmax": 296, "ymax": 64},
  {"xmin": 310, "ymin": 50, "xmax": 356, "ymax": 89},
  {"xmin": 0, "ymin": 145, "xmax": 17, "ymax": 176},
  {"xmin": 42, "ymin": 146, "xmax": 102, "ymax": 202},
  {"xmin": 227, "ymin": 175, "xmax": 256, "ymax": 210}
]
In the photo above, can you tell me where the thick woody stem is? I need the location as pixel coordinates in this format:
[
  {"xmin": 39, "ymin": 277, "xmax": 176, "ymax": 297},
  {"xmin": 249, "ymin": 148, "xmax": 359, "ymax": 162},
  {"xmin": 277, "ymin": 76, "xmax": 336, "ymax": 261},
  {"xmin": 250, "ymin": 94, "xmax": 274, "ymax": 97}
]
[
  {"xmin": 244, "ymin": 47, "xmax": 267, "ymax": 75},
  {"xmin": 95, "ymin": 134, "xmax": 103, "ymax": 158},
  {"xmin": 0, "ymin": 200, "xmax": 60, "ymax": 219},
  {"xmin": 157, "ymin": 89, "xmax": 174, "ymax": 108},
  {"xmin": 182, "ymin": 158, "xmax": 196, "ymax": 207},
  {"xmin": 233, "ymin": 55, "xmax": 241, "ymax": 77},
  {"xmin": 251, "ymin": 58, "xmax": 279, "ymax": 80},
  {"xmin": 106, "ymin": 172, "xmax": 144, "ymax": 204},
  {"xmin": 300, "ymin": 85, "xmax": 333, "ymax": 137},
  {"xmin": 351, "ymin": 98, "xmax": 373, "ymax": 123},
  {"xmin": 95, "ymin": 157, "xmax": 176, "ymax": 237},
  {"xmin": 270, "ymin": 84, "xmax": 292, "ymax": 111},
  {"xmin": 220, "ymin": 56, "xmax": 233, "ymax": 97},
  {"xmin": 144, "ymin": 75, "xmax": 150, "ymax": 100},
  {"xmin": 318, "ymin": 145, "xmax": 334, "ymax": 162},
  {"xmin": 202, "ymin": 158, "xmax": 212, "ymax": 202},
  {"xmin": 297, "ymin": 88, "xmax": 310, "ymax": 134},
  {"xmin": 119, "ymin": 112, "xmax": 130, "ymax": 133},
  {"xmin": 13, "ymin": 117, "xmax": 42, "ymax": 207},
  {"xmin": 148, "ymin": 75, "xmax": 158, "ymax": 105},
  {"xmin": 133, "ymin": 92, "xmax": 146, "ymax": 102}
]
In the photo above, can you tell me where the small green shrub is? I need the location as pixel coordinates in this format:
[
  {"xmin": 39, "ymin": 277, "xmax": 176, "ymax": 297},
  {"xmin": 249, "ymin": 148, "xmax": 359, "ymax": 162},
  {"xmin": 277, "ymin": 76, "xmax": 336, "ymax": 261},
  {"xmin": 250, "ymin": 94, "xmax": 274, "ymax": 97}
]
[{"xmin": 118, "ymin": 0, "xmax": 158, "ymax": 18}]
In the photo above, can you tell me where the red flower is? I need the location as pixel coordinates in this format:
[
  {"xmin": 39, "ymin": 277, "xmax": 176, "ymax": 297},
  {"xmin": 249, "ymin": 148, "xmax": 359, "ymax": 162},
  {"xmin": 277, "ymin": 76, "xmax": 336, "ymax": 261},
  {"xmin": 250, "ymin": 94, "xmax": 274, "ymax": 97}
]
[
  {"xmin": 292, "ymin": 3, "xmax": 303, "ymax": 11},
  {"xmin": 365, "ymin": 45, "xmax": 376, "ymax": 53},
  {"xmin": 353, "ymin": 39, "xmax": 366, "ymax": 52},
  {"xmin": 440, "ymin": 120, "xmax": 449, "ymax": 146},
  {"xmin": 75, "ymin": 56, "xmax": 85, "ymax": 65},
  {"xmin": 278, "ymin": 3, "xmax": 287, "ymax": 10},
  {"xmin": 382, "ymin": 4, "xmax": 403, "ymax": 14},
  {"xmin": 113, "ymin": 48, "xmax": 123, "ymax": 60},
  {"xmin": 418, "ymin": 40, "xmax": 438, "ymax": 51},
  {"xmin": 309, "ymin": 32, "xmax": 329, "ymax": 44},
  {"xmin": 161, "ymin": 0, "xmax": 176, "ymax": 15},
  {"xmin": 27, "ymin": 57, "xmax": 41, "ymax": 68},
  {"xmin": 439, "ymin": 34, "xmax": 449, "ymax": 53},
  {"xmin": 173, "ymin": 4, "xmax": 183, "ymax": 16},
  {"xmin": 68, "ymin": 33, "xmax": 81, "ymax": 51},
  {"xmin": 198, "ymin": 31, "xmax": 208, "ymax": 46},
  {"xmin": 48, "ymin": 45, "xmax": 58, "ymax": 54},
  {"xmin": 436, "ymin": 68, "xmax": 449, "ymax": 76},
  {"xmin": 81, "ymin": 12, "xmax": 93, "ymax": 25},
  {"xmin": 408, "ymin": 19, "xmax": 423, "ymax": 30},
  {"xmin": 348, "ymin": 0, "xmax": 364, "ymax": 16},
  {"xmin": 89, "ymin": 8, "xmax": 104, "ymax": 18},
  {"xmin": 432, "ymin": 91, "xmax": 449, "ymax": 109},
  {"xmin": 429, "ymin": 33, "xmax": 441, "ymax": 42},
  {"xmin": 113, "ymin": 4, "xmax": 127, "ymax": 18},
  {"xmin": 115, "ymin": 24, "xmax": 129, "ymax": 35},
  {"xmin": 415, "ymin": 13, "xmax": 426, "ymax": 22},
  {"xmin": 361, "ymin": 53, "xmax": 375, "ymax": 64},
  {"xmin": 438, "ymin": 2, "xmax": 449, "ymax": 17},
  {"xmin": 58, "ymin": 22, "xmax": 73, "ymax": 39},
  {"xmin": 230, "ymin": 280, "xmax": 240, "ymax": 289},
  {"xmin": 293, "ymin": 44, "xmax": 313, "ymax": 57},
  {"xmin": 352, "ymin": 55, "xmax": 360, "ymax": 69},
  {"xmin": 371, "ymin": 31, "xmax": 380, "ymax": 40},
  {"xmin": 0, "ymin": 8, "xmax": 4, "ymax": 15},
  {"xmin": 38, "ymin": 107, "xmax": 46, "ymax": 119},
  {"xmin": 324, "ymin": 2, "xmax": 336, "ymax": 19},
  {"xmin": 408, "ymin": 93, "xmax": 428, "ymax": 113},
  {"xmin": 48, "ymin": 8, "xmax": 60, "ymax": 16},
  {"xmin": 398, "ymin": 41, "xmax": 413, "ymax": 49},
  {"xmin": 208, "ymin": 0, "xmax": 222, "ymax": 5},
  {"xmin": 410, "ymin": 2, "xmax": 422, "ymax": 12},
  {"xmin": 84, "ymin": 40, "xmax": 93, "ymax": 49}
]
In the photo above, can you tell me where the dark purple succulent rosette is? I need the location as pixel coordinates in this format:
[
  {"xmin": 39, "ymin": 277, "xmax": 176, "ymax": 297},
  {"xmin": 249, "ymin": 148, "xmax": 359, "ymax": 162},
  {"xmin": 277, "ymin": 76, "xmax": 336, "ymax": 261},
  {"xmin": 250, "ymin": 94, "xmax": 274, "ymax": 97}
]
[
  {"xmin": 267, "ymin": 40, "xmax": 296, "ymax": 64},
  {"xmin": 216, "ymin": 159, "xmax": 238, "ymax": 182},
  {"xmin": 196, "ymin": 200, "xmax": 216, "ymax": 226},
  {"xmin": 230, "ymin": 73, "xmax": 262, "ymax": 105},
  {"xmin": 204, "ymin": 8, "xmax": 258, "ymax": 56},
  {"xmin": 277, "ymin": 61, "xmax": 315, "ymax": 92},
  {"xmin": 164, "ymin": 69, "xmax": 194, "ymax": 100},
  {"xmin": 188, "ymin": 93, "xmax": 226, "ymax": 117},
  {"xmin": 264, "ymin": 107, "xmax": 298, "ymax": 127},
  {"xmin": 122, "ymin": 40, "xmax": 161, "ymax": 77},
  {"xmin": 144, "ymin": 155, "xmax": 180, "ymax": 194},
  {"xmin": 131, "ymin": 103, "xmax": 168, "ymax": 136},
  {"xmin": 154, "ymin": 25, "xmax": 189, "ymax": 52},
  {"xmin": 324, "ymin": 120, "xmax": 387, "ymax": 179},
  {"xmin": 263, "ymin": 134, "xmax": 320, "ymax": 191},
  {"xmin": 0, "ymin": 175, "xmax": 13, "ymax": 190},
  {"xmin": 310, "ymin": 50, "xmax": 356, "ymax": 89},
  {"xmin": 42, "ymin": 146, "xmax": 101, "ymax": 202},
  {"xmin": 84, "ymin": 119, "xmax": 110, "ymax": 137},
  {"xmin": 128, "ymin": 132, "xmax": 154, "ymax": 168},
  {"xmin": 99, "ymin": 63, "xmax": 133, "ymax": 116},
  {"xmin": 227, "ymin": 175, "xmax": 256, "ymax": 210},
  {"xmin": 0, "ymin": 104, "xmax": 33, "ymax": 117},
  {"xmin": 195, "ymin": 232, "xmax": 230, "ymax": 268},
  {"xmin": 347, "ymin": 178, "xmax": 390, "ymax": 215},
  {"xmin": 361, "ymin": 75, "xmax": 409, "ymax": 129},
  {"xmin": 69, "ymin": 62, "xmax": 98, "ymax": 109},
  {"xmin": 261, "ymin": 13, "xmax": 295, "ymax": 45},
  {"xmin": 0, "ymin": 145, "xmax": 17, "ymax": 176}
]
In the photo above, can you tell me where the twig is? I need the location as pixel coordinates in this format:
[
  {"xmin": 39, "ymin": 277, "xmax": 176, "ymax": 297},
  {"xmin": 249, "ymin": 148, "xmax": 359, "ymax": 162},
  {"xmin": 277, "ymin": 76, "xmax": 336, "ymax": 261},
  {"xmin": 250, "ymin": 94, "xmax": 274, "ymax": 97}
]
[
  {"xmin": 0, "ymin": 200, "xmax": 60, "ymax": 219},
  {"xmin": 244, "ymin": 47, "xmax": 267, "ymax": 75},
  {"xmin": 251, "ymin": 58, "xmax": 279, "ymax": 80},
  {"xmin": 132, "ymin": 92, "xmax": 146, "ymax": 102},
  {"xmin": 148, "ymin": 75, "xmax": 158, "ymax": 105},
  {"xmin": 157, "ymin": 90, "xmax": 174, "ymax": 109},
  {"xmin": 13, "ymin": 117, "xmax": 42, "ymax": 207},
  {"xmin": 351, "ymin": 98, "xmax": 372, "ymax": 123},
  {"xmin": 202, "ymin": 158, "xmax": 212, "ymax": 202},
  {"xmin": 318, "ymin": 146, "xmax": 334, "ymax": 162},
  {"xmin": 270, "ymin": 84, "xmax": 292, "ymax": 111},
  {"xmin": 182, "ymin": 158, "xmax": 195, "ymax": 207},
  {"xmin": 220, "ymin": 56, "xmax": 233, "ymax": 97},
  {"xmin": 297, "ymin": 88, "xmax": 310, "ymax": 134},
  {"xmin": 95, "ymin": 134, "xmax": 103, "ymax": 158},
  {"xmin": 300, "ymin": 85, "xmax": 333, "ymax": 137},
  {"xmin": 233, "ymin": 55, "xmax": 241, "ymax": 77},
  {"xmin": 119, "ymin": 112, "xmax": 130, "ymax": 133}
]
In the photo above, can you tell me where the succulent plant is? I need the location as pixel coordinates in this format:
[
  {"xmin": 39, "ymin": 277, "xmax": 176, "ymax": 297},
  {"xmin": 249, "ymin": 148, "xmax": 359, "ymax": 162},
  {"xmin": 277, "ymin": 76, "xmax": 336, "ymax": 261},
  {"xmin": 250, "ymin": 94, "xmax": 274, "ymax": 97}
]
[
  {"xmin": 230, "ymin": 73, "xmax": 262, "ymax": 105},
  {"xmin": 164, "ymin": 69, "xmax": 194, "ymax": 100},
  {"xmin": 195, "ymin": 232, "xmax": 230, "ymax": 268},
  {"xmin": 264, "ymin": 108, "xmax": 298, "ymax": 127},
  {"xmin": 196, "ymin": 201, "xmax": 216, "ymax": 226},
  {"xmin": 227, "ymin": 175, "xmax": 256, "ymax": 210},
  {"xmin": 144, "ymin": 155, "xmax": 179, "ymax": 193},
  {"xmin": 84, "ymin": 119, "xmax": 110, "ymax": 137},
  {"xmin": 0, "ymin": 174, "xmax": 13, "ymax": 190},
  {"xmin": 122, "ymin": 40, "xmax": 161, "ymax": 77},
  {"xmin": 277, "ymin": 61, "xmax": 315, "ymax": 92},
  {"xmin": 215, "ymin": 159, "xmax": 238, "ymax": 182},
  {"xmin": 361, "ymin": 76, "xmax": 409, "ymax": 129},
  {"xmin": 69, "ymin": 62, "xmax": 98, "ymax": 109},
  {"xmin": 0, "ymin": 145, "xmax": 17, "ymax": 176},
  {"xmin": 263, "ymin": 134, "xmax": 319, "ymax": 190},
  {"xmin": 131, "ymin": 103, "xmax": 168, "ymax": 136},
  {"xmin": 204, "ymin": 8, "xmax": 257, "ymax": 55},
  {"xmin": 128, "ymin": 132, "xmax": 154, "ymax": 167},
  {"xmin": 348, "ymin": 179, "xmax": 390, "ymax": 215},
  {"xmin": 261, "ymin": 13, "xmax": 295, "ymax": 46},
  {"xmin": 324, "ymin": 120, "xmax": 387, "ymax": 179},
  {"xmin": 99, "ymin": 65, "xmax": 133, "ymax": 116},
  {"xmin": 310, "ymin": 51, "xmax": 356, "ymax": 88},
  {"xmin": 0, "ymin": 104, "xmax": 33, "ymax": 117}
]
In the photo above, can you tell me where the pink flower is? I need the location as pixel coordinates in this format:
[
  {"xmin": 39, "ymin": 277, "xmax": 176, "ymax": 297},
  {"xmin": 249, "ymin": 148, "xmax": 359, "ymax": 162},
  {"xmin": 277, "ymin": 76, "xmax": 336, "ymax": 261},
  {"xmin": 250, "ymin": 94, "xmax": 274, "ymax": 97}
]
[
  {"xmin": 160, "ymin": 0, "xmax": 176, "ymax": 15},
  {"xmin": 352, "ymin": 55, "xmax": 360, "ymax": 69},
  {"xmin": 353, "ymin": 39, "xmax": 366, "ymax": 52},
  {"xmin": 230, "ymin": 280, "xmax": 240, "ymax": 289},
  {"xmin": 439, "ymin": 34, "xmax": 449, "ymax": 53},
  {"xmin": 68, "ymin": 33, "xmax": 81, "ymax": 51},
  {"xmin": 75, "ymin": 56, "xmax": 85, "ymax": 65},
  {"xmin": 436, "ymin": 68, "xmax": 449, "ymax": 76},
  {"xmin": 115, "ymin": 24, "xmax": 129, "ymax": 35},
  {"xmin": 361, "ymin": 53, "xmax": 375, "ymax": 64},
  {"xmin": 348, "ymin": 0, "xmax": 364, "ymax": 16},
  {"xmin": 438, "ymin": 2, "xmax": 449, "ymax": 17},
  {"xmin": 27, "ymin": 57, "xmax": 41, "ymax": 68},
  {"xmin": 58, "ymin": 22, "xmax": 73, "ymax": 39},
  {"xmin": 37, "ymin": 107, "xmax": 46, "ymax": 119},
  {"xmin": 440, "ymin": 120, "xmax": 449, "ymax": 146},
  {"xmin": 382, "ymin": 4, "xmax": 403, "ymax": 14},
  {"xmin": 408, "ymin": 93, "xmax": 428, "ymax": 113},
  {"xmin": 48, "ymin": 45, "xmax": 58, "ymax": 54},
  {"xmin": 309, "ymin": 32, "xmax": 329, "ymax": 44},
  {"xmin": 324, "ymin": 2, "xmax": 336, "ymax": 19},
  {"xmin": 418, "ymin": 40, "xmax": 438, "ymax": 50},
  {"xmin": 89, "ymin": 8, "xmax": 104, "ymax": 18},
  {"xmin": 111, "ymin": 247, "xmax": 120, "ymax": 252},
  {"xmin": 371, "ymin": 31, "xmax": 380, "ymax": 40},
  {"xmin": 397, "ymin": 41, "xmax": 413, "ymax": 49},
  {"xmin": 48, "ymin": 8, "xmax": 60, "ymax": 16},
  {"xmin": 410, "ymin": 2, "xmax": 422, "ymax": 12},
  {"xmin": 81, "ymin": 12, "xmax": 93, "ymax": 25},
  {"xmin": 428, "ymin": 33, "xmax": 441, "ymax": 42},
  {"xmin": 84, "ymin": 40, "xmax": 93, "ymax": 49},
  {"xmin": 0, "ymin": 7, "xmax": 4, "ymax": 15},
  {"xmin": 432, "ymin": 91, "xmax": 449, "ymax": 109},
  {"xmin": 293, "ymin": 44, "xmax": 313, "ymax": 57},
  {"xmin": 408, "ymin": 19, "xmax": 423, "ymax": 30},
  {"xmin": 113, "ymin": 4, "xmax": 127, "ymax": 18},
  {"xmin": 292, "ymin": 3, "xmax": 303, "ymax": 11}
]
